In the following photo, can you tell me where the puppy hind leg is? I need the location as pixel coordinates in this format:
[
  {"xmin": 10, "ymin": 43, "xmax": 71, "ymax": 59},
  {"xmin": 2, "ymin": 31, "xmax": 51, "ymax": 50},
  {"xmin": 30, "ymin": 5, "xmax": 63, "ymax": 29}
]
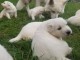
[
  {"xmin": 67, "ymin": 47, "xmax": 72, "ymax": 55},
  {"xmin": 51, "ymin": 12, "xmax": 59, "ymax": 18},
  {"xmin": 9, "ymin": 33, "xmax": 22, "ymax": 43}
]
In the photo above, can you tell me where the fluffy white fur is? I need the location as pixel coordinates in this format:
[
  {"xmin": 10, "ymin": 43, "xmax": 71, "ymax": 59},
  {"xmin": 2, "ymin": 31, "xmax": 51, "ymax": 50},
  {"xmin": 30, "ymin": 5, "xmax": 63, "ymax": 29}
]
[
  {"xmin": 16, "ymin": 0, "xmax": 68, "ymax": 18},
  {"xmin": 9, "ymin": 22, "xmax": 42, "ymax": 43},
  {"xmin": 0, "ymin": 1, "xmax": 17, "ymax": 19},
  {"xmin": 67, "ymin": 10, "xmax": 80, "ymax": 26},
  {"xmin": 27, "ymin": 6, "xmax": 45, "ymax": 20},
  {"xmin": 32, "ymin": 18, "xmax": 72, "ymax": 60},
  {"xmin": 0, "ymin": 44, "xmax": 13, "ymax": 60},
  {"xmin": 36, "ymin": 0, "xmax": 68, "ymax": 18},
  {"xmin": 75, "ymin": 9, "xmax": 80, "ymax": 16},
  {"xmin": 16, "ymin": 0, "xmax": 31, "ymax": 10}
]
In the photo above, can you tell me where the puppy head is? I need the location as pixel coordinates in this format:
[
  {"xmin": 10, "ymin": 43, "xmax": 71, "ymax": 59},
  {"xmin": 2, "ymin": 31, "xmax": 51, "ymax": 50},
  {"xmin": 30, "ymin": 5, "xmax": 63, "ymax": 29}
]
[
  {"xmin": 47, "ymin": 18, "xmax": 72, "ymax": 38},
  {"xmin": 1, "ymin": 1, "xmax": 14, "ymax": 9},
  {"xmin": 45, "ymin": 0, "xmax": 68, "ymax": 14}
]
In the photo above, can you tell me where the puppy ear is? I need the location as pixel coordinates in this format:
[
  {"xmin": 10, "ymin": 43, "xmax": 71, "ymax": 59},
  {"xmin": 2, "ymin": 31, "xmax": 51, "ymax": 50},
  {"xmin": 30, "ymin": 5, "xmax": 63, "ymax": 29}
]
[{"xmin": 49, "ymin": 0, "xmax": 54, "ymax": 5}]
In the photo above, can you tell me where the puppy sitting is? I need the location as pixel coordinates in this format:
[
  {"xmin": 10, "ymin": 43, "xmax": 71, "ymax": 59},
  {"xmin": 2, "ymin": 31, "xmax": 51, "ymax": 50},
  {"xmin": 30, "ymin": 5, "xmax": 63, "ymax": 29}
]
[
  {"xmin": 26, "ymin": 5, "xmax": 45, "ymax": 20},
  {"xmin": 0, "ymin": 44, "xmax": 13, "ymax": 60},
  {"xmin": 32, "ymin": 18, "xmax": 72, "ymax": 60},
  {"xmin": 0, "ymin": 1, "xmax": 17, "ymax": 19}
]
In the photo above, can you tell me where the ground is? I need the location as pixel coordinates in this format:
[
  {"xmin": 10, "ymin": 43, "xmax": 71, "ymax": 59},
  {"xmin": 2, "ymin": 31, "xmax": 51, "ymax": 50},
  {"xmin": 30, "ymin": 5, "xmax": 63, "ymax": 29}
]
[{"xmin": 0, "ymin": 0, "xmax": 80, "ymax": 60}]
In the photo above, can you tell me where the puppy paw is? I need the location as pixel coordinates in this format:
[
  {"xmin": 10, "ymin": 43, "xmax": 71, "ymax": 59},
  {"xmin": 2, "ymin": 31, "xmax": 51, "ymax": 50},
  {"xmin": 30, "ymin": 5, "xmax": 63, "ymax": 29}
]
[
  {"xmin": 9, "ymin": 38, "xmax": 16, "ymax": 43},
  {"xmin": 69, "ymin": 47, "xmax": 72, "ymax": 53},
  {"xmin": 39, "ymin": 15, "xmax": 45, "ymax": 19}
]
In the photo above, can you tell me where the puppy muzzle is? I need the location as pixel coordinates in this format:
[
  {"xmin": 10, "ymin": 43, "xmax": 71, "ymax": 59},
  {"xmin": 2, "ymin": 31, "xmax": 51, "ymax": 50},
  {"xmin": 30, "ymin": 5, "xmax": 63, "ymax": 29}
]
[{"xmin": 66, "ymin": 30, "xmax": 72, "ymax": 35}]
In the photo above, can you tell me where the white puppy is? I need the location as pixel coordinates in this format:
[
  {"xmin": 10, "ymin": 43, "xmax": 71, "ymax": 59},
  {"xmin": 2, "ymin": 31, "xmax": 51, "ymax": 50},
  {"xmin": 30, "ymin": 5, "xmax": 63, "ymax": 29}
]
[
  {"xmin": 27, "ymin": 6, "xmax": 45, "ymax": 20},
  {"xmin": 67, "ymin": 10, "xmax": 80, "ymax": 26},
  {"xmin": 0, "ymin": 1, "xmax": 17, "ymax": 19},
  {"xmin": 16, "ymin": 0, "xmax": 68, "ymax": 18},
  {"xmin": 36, "ymin": 0, "xmax": 68, "ymax": 18},
  {"xmin": 0, "ymin": 44, "xmax": 13, "ymax": 60},
  {"xmin": 32, "ymin": 18, "xmax": 72, "ymax": 60},
  {"xmin": 9, "ymin": 22, "xmax": 42, "ymax": 43}
]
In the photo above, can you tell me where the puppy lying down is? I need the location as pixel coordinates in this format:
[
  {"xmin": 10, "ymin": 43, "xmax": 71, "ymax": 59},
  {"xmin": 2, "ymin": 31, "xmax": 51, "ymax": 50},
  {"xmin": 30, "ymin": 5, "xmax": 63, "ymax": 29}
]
[
  {"xmin": 9, "ymin": 22, "xmax": 42, "ymax": 43},
  {"xmin": 0, "ymin": 1, "xmax": 17, "ymax": 19}
]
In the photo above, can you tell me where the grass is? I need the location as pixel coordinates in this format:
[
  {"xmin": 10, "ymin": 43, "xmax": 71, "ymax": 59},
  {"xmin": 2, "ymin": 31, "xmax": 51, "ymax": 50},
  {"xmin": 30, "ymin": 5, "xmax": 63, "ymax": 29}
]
[{"xmin": 0, "ymin": 0, "xmax": 80, "ymax": 60}]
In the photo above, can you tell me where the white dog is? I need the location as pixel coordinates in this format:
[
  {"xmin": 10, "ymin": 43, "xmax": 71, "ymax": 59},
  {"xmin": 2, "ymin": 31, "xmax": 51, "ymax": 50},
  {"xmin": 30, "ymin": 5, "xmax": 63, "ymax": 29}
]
[
  {"xmin": 67, "ymin": 9, "xmax": 80, "ymax": 26},
  {"xmin": 9, "ymin": 22, "xmax": 42, "ymax": 43},
  {"xmin": 0, "ymin": 44, "xmax": 13, "ymax": 60},
  {"xmin": 0, "ymin": 1, "xmax": 17, "ymax": 19},
  {"xmin": 27, "ymin": 5, "xmax": 45, "ymax": 20},
  {"xmin": 32, "ymin": 18, "xmax": 72, "ymax": 60},
  {"xmin": 16, "ymin": 0, "xmax": 68, "ymax": 18}
]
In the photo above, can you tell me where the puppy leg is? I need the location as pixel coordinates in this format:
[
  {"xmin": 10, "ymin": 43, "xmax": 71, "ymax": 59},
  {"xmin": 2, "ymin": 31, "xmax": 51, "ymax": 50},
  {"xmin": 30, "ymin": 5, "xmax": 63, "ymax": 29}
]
[
  {"xmin": 51, "ymin": 12, "xmax": 59, "ymax": 18},
  {"xmin": 14, "ymin": 12, "xmax": 17, "ymax": 18},
  {"xmin": 5, "ymin": 13, "xmax": 11, "ymax": 19},
  {"xmin": 0, "ymin": 10, "xmax": 4, "ymax": 18},
  {"xmin": 0, "ymin": 13, "xmax": 4, "ymax": 18},
  {"xmin": 39, "ymin": 14, "xmax": 45, "ymax": 19},
  {"xmin": 9, "ymin": 33, "xmax": 22, "ymax": 43},
  {"xmin": 31, "ymin": 14, "xmax": 35, "ymax": 21},
  {"xmin": 67, "ymin": 47, "xmax": 72, "ymax": 55}
]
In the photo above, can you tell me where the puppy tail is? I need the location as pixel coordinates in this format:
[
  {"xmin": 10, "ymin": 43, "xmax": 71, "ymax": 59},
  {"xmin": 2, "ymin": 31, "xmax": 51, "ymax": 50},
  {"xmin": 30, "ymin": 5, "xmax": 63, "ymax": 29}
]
[
  {"xmin": 9, "ymin": 33, "xmax": 22, "ymax": 43},
  {"xmin": 16, "ymin": 0, "xmax": 25, "ymax": 10}
]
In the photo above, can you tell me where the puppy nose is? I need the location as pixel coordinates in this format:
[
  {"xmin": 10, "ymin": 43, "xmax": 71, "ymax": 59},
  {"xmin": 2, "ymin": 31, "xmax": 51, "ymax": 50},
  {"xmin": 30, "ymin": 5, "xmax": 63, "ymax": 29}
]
[{"xmin": 66, "ymin": 31, "xmax": 71, "ymax": 35}]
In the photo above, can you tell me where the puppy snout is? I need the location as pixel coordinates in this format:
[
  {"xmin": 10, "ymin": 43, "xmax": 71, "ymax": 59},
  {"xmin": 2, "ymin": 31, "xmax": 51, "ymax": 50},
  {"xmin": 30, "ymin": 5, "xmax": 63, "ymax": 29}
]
[{"xmin": 66, "ymin": 31, "xmax": 71, "ymax": 35}]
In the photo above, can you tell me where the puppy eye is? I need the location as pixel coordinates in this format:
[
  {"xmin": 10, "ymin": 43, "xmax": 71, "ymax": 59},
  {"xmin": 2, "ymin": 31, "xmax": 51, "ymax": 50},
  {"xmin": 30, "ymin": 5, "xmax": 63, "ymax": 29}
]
[{"xmin": 58, "ymin": 27, "xmax": 61, "ymax": 30}]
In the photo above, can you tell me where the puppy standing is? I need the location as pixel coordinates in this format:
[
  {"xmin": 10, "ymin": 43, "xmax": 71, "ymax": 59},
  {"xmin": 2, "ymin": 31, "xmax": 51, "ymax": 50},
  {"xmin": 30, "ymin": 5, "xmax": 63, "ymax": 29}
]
[
  {"xmin": 26, "ymin": 5, "xmax": 45, "ymax": 20},
  {"xmin": 0, "ymin": 44, "xmax": 13, "ymax": 60},
  {"xmin": 0, "ymin": 1, "xmax": 17, "ymax": 19},
  {"xmin": 32, "ymin": 18, "xmax": 72, "ymax": 60}
]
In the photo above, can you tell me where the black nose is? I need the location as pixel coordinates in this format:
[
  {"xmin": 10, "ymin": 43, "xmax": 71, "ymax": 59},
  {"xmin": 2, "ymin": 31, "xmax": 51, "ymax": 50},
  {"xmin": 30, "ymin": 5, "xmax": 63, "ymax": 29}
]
[{"xmin": 66, "ymin": 31, "xmax": 71, "ymax": 35}]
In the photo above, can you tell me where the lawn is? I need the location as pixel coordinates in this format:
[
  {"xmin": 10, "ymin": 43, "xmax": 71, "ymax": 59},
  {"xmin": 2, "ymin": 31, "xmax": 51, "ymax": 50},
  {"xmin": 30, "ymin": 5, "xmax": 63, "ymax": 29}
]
[{"xmin": 0, "ymin": 0, "xmax": 80, "ymax": 60}]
